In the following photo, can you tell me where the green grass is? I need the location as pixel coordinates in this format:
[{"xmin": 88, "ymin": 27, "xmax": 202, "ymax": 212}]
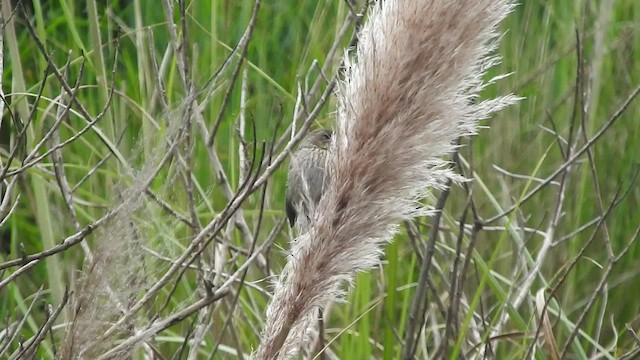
[{"xmin": 1, "ymin": 0, "xmax": 639, "ymax": 359}]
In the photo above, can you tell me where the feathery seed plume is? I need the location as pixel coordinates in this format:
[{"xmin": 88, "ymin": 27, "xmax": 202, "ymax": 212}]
[{"xmin": 255, "ymin": 0, "xmax": 517, "ymax": 358}]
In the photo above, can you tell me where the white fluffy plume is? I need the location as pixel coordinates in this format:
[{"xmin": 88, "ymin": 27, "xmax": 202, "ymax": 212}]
[{"xmin": 255, "ymin": 0, "xmax": 517, "ymax": 358}]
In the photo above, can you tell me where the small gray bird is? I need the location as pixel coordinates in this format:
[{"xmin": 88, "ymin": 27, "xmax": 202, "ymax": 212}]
[{"xmin": 286, "ymin": 129, "xmax": 333, "ymax": 227}]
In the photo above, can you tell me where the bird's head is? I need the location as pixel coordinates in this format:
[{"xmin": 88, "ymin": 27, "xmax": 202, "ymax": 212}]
[{"xmin": 301, "ymin": 129, "xmax": 333, "ymax": 150}]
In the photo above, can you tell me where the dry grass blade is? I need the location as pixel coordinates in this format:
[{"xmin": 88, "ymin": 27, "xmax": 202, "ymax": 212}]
[{"xmin": 535, "ymin": 289, "xmax": 561, "ymax": 360}]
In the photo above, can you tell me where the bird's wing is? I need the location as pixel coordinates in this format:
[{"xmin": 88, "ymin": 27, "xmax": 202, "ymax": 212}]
[
  {"xmin": 286, "ymin": 149, "xmax": 329, "ymax": 228},
  {"xmin": 303, "ymin": 164, "xmax": 328, "ymax": 206},
  {"xmin": 286, "ymin": 162, "xmax": 301, "ymax": 227},
  {"xmin": 285, "ymin": 195, "xmax": 297, "ymax": 228}
]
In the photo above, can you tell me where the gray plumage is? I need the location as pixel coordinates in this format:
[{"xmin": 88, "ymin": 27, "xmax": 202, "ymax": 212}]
[{"xmin": 286, "ymin": 129, "xmax": 332, "ymax": 227}]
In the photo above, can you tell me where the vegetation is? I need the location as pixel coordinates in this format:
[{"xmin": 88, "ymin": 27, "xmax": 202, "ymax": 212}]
[{"xmin": 0, "ymin": 0, "xmax": 639, "ymax": 359}]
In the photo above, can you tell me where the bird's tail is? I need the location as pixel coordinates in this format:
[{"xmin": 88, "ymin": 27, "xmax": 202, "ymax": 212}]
[{"xmin": 255, "ymin": 1, "xmax": 518, "ymax": 358}]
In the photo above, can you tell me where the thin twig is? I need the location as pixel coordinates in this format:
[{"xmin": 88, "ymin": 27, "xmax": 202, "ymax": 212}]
[{"xmin": 402, "ymin": 180, "xmax": 452, "ymax": 359}]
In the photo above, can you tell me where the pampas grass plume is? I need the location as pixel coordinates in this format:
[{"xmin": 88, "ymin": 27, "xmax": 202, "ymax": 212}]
[{"xmin": 255, "ymin": 0, "xmax": 518, "ymax": 358}]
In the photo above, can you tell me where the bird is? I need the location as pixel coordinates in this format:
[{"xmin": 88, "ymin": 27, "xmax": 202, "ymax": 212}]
[{"xmin": 286, "ymin": 129, "xmax": 333, "ymax": 228}]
